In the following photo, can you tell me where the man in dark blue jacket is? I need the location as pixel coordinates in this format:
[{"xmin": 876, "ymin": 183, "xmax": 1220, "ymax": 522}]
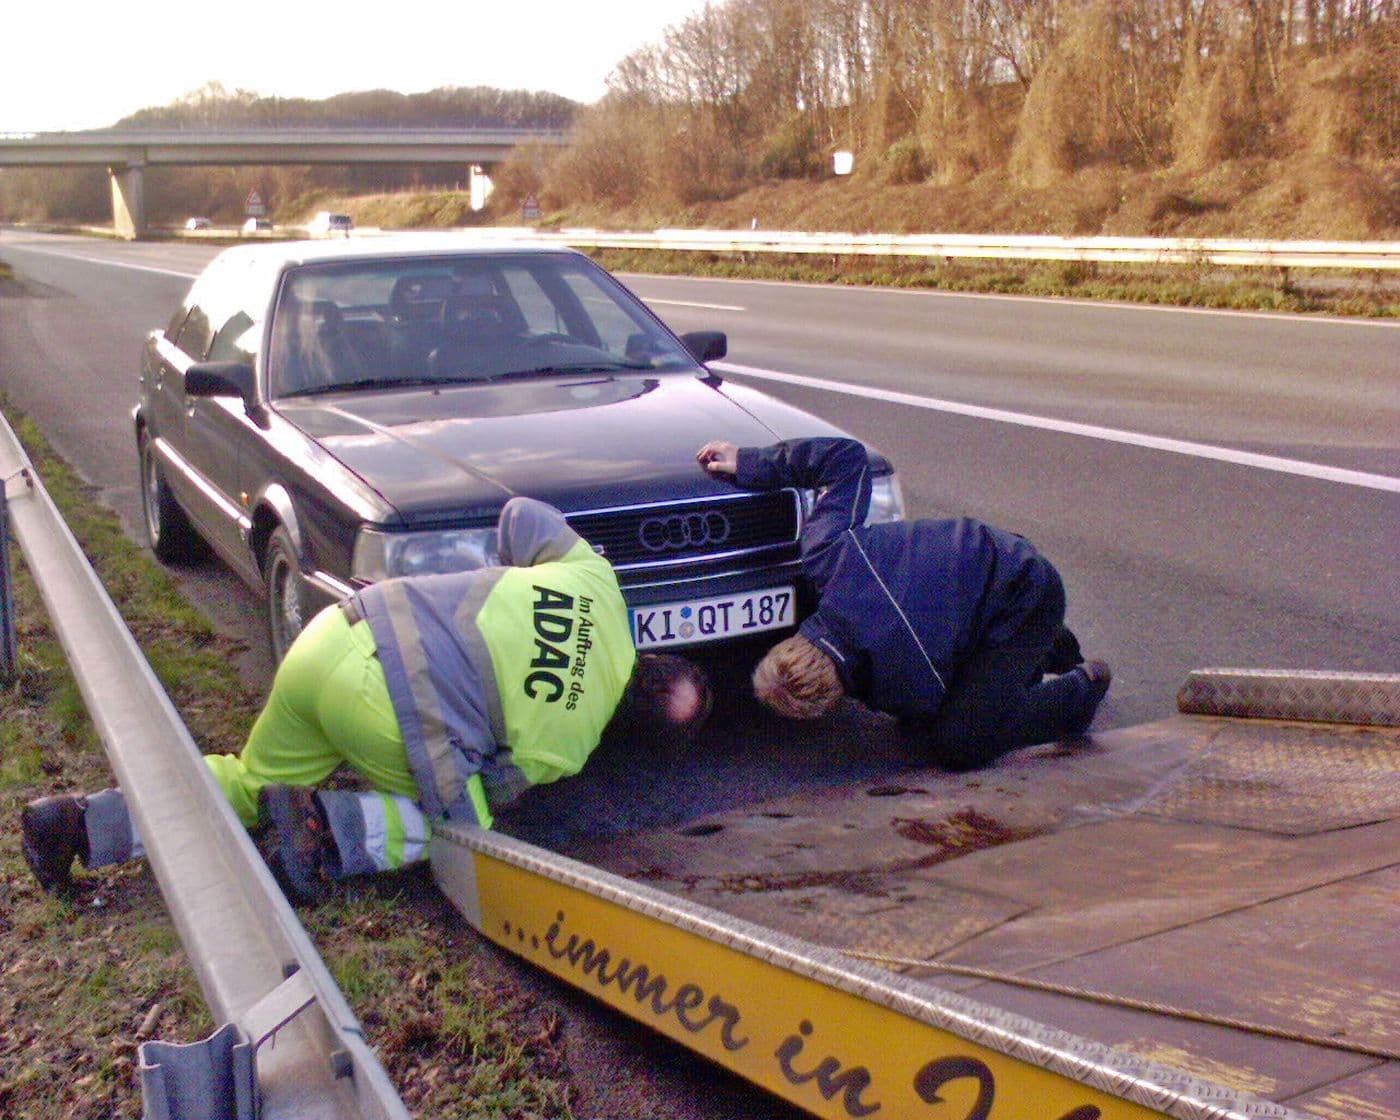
[{"xmin": 698, "ymin": 437, "xmax": 1111, "ymax": 770}]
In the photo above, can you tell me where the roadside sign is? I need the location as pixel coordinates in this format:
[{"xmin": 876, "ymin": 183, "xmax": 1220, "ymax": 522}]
[
  {"xmin": 522, "ymin": 193, "xmax": 542, "ymax": 221},
  {"xmin": 245, "ymin": 190, "xmax": 267, "ymax": 217}
]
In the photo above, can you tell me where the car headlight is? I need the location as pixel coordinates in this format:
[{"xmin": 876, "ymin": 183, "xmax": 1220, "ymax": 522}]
[
  {"xmin": 798, "ymin": 472, "xmax": 905, "ymax": 526},
  {"xmin": 352, "ymin": 525, "xmax": 500, "ymax": 581}
]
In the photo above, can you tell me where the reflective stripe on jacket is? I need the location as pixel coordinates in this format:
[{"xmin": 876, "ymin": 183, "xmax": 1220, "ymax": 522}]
[{"xmin": 355, "ymin": 497, "xmax": 636, "ymax": 822}]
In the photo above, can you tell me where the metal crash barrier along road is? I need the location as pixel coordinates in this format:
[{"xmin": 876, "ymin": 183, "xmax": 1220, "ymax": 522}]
[
  {"xmin": 1, "ymin": 470, "xmax": 17, "ymax": 683},
  {"xmin": 0, "ymin": 413, "xmax": 410, "ymax": 1120},
  {"xmin": 448, "ymin": 226, "xmax": 1400, "ymax": 273}
]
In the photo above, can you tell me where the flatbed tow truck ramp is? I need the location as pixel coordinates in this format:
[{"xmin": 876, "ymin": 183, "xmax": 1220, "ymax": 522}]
[{"xmin": 432, "ymin": 670, "xmax": 1399, "ymax": 1120}]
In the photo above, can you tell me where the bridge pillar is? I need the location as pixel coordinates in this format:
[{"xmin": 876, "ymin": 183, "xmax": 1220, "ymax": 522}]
[
  {"xmin": 109, "ymin": 164, "xmax": 147, "ymax": 240},
  {"xmin": 469, "ymin": 164, "xmax": 494, "ymax": 211}
]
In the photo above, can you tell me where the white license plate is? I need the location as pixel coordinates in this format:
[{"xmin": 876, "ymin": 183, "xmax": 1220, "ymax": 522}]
[{"xmin": 630, "ymin": 587, "xmax": 795, "ymax": 649}]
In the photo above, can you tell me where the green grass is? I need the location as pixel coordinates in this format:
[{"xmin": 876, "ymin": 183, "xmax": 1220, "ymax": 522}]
[
  {"xmin": 585, "ymin": 247, "xmax": 1400, "ymax": 318},
  {"xmin": 0, "ymin": 399, "xmax": 578, "ymax": 1118},
  {"xmin": 306, "ymin": 894, "xmax": 575, "ymax": 1116}
]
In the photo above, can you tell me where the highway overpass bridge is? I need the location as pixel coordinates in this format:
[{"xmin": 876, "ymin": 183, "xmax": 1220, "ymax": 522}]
[{"xmin": 0, "ymin": 127, "xmax": 571, "ymax": 238}]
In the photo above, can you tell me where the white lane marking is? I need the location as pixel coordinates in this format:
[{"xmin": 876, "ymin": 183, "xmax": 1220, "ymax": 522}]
[
  {"xmin": 714, "ymin": 360, "xmax": 1400, "ymax": 493},
  {"xmin": 625, "ymin": 272, "xmax": 1400, "ymax": 329},
  {"xmin": 14, "ymin": 243, "xmax": 1391, "ymax": 492},
  {"xmin": 643, "ymin": 296, "xmax": 745, "ymax": 311},
  {"xmin": 5, "ymin": 245, "xmax": 198, "ymax": 279}
]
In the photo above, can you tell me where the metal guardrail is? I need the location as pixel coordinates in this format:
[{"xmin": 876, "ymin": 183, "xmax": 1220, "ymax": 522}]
[
  {"xmin": 161, "ymin": 221, "xmax": 1400, "ymax": 273},
  {"xmin": 0, "ymin": 414, "xmax": 409, "ymax": 1120},
  {"xmin": 492, "ymin": 227, "xmax": 1400, "ymax": 272},
  {"xmin": 0, "ymin": 476, "xmax": 17, "ymax": 682}
]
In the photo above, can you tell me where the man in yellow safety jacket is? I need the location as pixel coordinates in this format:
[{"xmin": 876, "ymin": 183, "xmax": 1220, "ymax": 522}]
[{"xmin": 21, "ymin": 497, "xmax": 711, "ymax": 902}]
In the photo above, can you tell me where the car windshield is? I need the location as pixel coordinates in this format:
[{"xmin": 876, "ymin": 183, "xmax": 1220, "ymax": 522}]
[{"xmin": 268, "ymin": 251, "xmax": 701, "ymax": 397}]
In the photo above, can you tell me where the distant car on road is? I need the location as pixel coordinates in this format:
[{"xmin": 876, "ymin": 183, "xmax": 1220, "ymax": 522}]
[
  {"xmin": 308, "ymin": 211, "xmax": 353, "ymax": 237},
  {"xmin": 241, "ymin": 218, "xmax": 274, "ymax": 235},
  {"xmin": 184, "ymin": 217, "xmax": 212, "ymax": 231},
  {"xmin": 134, "ymin": 236, "xmax": 903, "ymax": 661}
]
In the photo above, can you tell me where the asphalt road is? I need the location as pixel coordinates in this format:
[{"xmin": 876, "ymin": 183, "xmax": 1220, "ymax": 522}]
[
  {"xmin": 2, "ymin": 228, "xmax": 1398, "ymax": 1117},
  {"xmin": 5, "ymin": 231, "xmax": 1394, "ymax": 727}
]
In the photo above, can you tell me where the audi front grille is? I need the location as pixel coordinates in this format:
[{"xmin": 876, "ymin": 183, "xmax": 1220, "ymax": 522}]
[{"xmin": 567, "ymin": 490, "xmax": 799, "ymax": 568}]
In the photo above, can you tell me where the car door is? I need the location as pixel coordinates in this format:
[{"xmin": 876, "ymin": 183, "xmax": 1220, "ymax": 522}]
[
  {"xmin": 144, "ymin": 293, "xmax": 211, "ymax": 530},
  {"xmin": 179, "ymin": 259, "xmax": 274, "ymax": 576}
]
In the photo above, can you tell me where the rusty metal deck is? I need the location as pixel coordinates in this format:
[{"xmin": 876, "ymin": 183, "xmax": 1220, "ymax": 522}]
[{"xmin": 565, "ymin": 674, "xmax": 1400, "ymax": 1119}]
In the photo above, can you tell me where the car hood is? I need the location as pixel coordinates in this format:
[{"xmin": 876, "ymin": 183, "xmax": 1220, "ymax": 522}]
[{"xmin": 277, "ymin": 372, "xmax": 843, "ymax": 525}]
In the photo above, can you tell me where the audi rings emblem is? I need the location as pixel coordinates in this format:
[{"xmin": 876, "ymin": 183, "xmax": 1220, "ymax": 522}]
[{"xmin": 639, "ymin": 510, "xmax": 731, "ymax": 553}]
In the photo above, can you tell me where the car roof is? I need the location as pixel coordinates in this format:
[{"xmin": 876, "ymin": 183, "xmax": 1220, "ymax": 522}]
[{"xmin": 210, "ymin": 233, "xmax": 578, "ymax": 271}]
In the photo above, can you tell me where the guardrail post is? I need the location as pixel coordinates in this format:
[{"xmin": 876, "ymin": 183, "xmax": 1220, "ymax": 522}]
[{"xmin": 1, "ymin": 474, "xmax": 18, "ymax": 684}]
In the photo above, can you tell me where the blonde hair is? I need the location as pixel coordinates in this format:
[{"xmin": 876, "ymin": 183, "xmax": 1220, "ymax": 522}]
[{"xmin": 752, "ymin": 635, "xmax": 843, "ymax": 719}]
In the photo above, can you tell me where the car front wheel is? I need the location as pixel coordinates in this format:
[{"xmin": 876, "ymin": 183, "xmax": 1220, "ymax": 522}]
[
  {"xmin": 139, "ymin": 431, "xmax": 203, "ymax": 563},
  {"xmin": 264, "ymin": 526, "xmax": 306, "ymax": 662}
]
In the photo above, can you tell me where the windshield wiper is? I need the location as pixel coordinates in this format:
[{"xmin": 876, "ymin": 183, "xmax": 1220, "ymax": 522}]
[
  {"xmin": 288, "ymin": 375, "xmax": 480, "ymax": 396},
  {"xmin": 490, "ymin": 360, "xmax": 651, "ymax": 380}
]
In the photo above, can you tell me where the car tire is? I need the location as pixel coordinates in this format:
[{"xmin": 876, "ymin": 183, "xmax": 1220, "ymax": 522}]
[
  {"xmin": 264, "ymin": 526, "xmax": 306, "ymax": 663},
  {"xmin": 139, "ymin": 430, "xmax": 204, "ymax": 563}
]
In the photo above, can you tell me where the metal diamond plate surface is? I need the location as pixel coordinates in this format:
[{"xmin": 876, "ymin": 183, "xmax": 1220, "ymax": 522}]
[
  {"xmin": 1177, "ymin": 670, "xmax": 1400, "ymax": 726},
  {"xmin": 1140, "ymin": 720, "xmax": 1400, "ymax": 834}
]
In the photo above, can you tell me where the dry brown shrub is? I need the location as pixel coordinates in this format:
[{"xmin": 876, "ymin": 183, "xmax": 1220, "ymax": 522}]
[
  {"xmin": 1172, "ymin": 46, "xmax": 1259, "ymax": 171},
  {"xmin": 546, "ymin": 95, "xmax": 749, "ymax": 209},
  {"xmin": 754, "ymin": 115, "xmax": 825, "ymax": 180},
  {"xmin": 541, "ymin": 97, "xmax": 655, "ymax": 207},
  {"xmin": 1227, "ymin": 156, "xmax": 1400, "ymax": 239},
  {"xmin": 865, "ymin": 74, "xmax": 919, "ymax": 152},
  {"xmin": 488, "ymin": 142, "xmax": 559, "ymax": 211},
  {"xmin": 917, "ymin": 88, "xmax": 1017, "ymax": 186},
  {"xmin": 1009, "ymin": 4, "xmax": 1124, "ymax": 187},
  {"xmin": 648, "ymin": 110, "xmax": 750, "ymax": 206},
  {"xmin": 1100, "ymin": 169, "xmax": 1231, "ymax": 236},
  {"xmin": 876, "ymin": 138, "xmax": 930, "ymax": 185},
  {"xmin": 1286, "ymin": 26, "xmax": 1400, "ymax": 161}
]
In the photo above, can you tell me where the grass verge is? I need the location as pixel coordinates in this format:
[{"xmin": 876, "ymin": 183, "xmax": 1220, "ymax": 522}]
[
  {"xmin": 0, "ymin": 401, "xmax": 576, "ymax": 1118},
  {"xmin": 585, "ymin": 247, "xmax": 1400, "ymax": 318}
]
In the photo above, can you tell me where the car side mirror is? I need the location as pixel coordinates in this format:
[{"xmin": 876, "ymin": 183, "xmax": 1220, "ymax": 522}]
[
  {"xmin": 185, "ymin": 361, "xmax": 267, "ymax": 426},
  {"xmin": 679, "ymin": 331, "xmax": 727, "ymax": 364}
]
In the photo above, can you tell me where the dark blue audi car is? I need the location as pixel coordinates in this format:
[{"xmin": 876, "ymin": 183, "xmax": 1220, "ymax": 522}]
[{"xmin": 135, "ymin": 235, "xmax": 903, "ymax": 660}]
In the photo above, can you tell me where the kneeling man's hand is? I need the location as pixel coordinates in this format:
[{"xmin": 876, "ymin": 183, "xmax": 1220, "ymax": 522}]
[{"xmin": 696, "ymin": 441, "xmax": 739, "ymax": 476}]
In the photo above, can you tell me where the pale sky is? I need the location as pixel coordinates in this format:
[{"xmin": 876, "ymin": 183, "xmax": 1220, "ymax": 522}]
[{"xmin": 3, "ymin": 0, "xmax": 709, "ymax": 132}]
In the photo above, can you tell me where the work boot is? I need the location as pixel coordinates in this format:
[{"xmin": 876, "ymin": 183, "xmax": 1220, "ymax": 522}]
[
  {"xmin": 258, "ymin": 785, "xmax": 335, "ymax": 905},
  {"xmin": 20, "ymin": 794, "xmax": 89, "ymax": 893},
  {"xmin": 1067, "ymin": 659, "xmax": 1113, "ymax": 734}
]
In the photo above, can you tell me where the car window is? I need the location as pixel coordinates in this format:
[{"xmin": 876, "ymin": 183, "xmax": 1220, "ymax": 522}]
[
  {"xmin": 175, "ymin": 255, "xmax": 277, "ymax": 364},
  {"xmin": 268, "ymin": 252, "xmax": 699, "ymax": 397},
  {"xmin": 165, "ymin": 306, "xmax": 191, "ymax": 344},
  {"xmin": 173, "ymin": 304, "xmax": 213, "ymax": 360},
  {"xmin": 498, "ymin": 265, "xmax": 565, "ymax": 335},
  {"xmin": 207, "ymin": 311, "xmax": 257, "ymax": 363},
  {"xmin": 553, "ymin": 264, "xmax": 674, "ymax": 361}
]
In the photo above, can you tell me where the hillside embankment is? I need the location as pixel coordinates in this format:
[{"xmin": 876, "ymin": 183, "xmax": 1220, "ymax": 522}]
[
  {"xmin": 332, "ymin": 153, "xmax": 1400, "ymax": 241},
  {"xmin": 298, "ymin": 155, "xmax": 1400, "ymax": 318}
]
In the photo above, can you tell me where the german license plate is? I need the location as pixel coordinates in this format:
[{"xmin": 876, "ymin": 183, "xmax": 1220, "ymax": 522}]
[{"xmin": 630, "ymin": 587, "xmax": 795, "ymax": 649}]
